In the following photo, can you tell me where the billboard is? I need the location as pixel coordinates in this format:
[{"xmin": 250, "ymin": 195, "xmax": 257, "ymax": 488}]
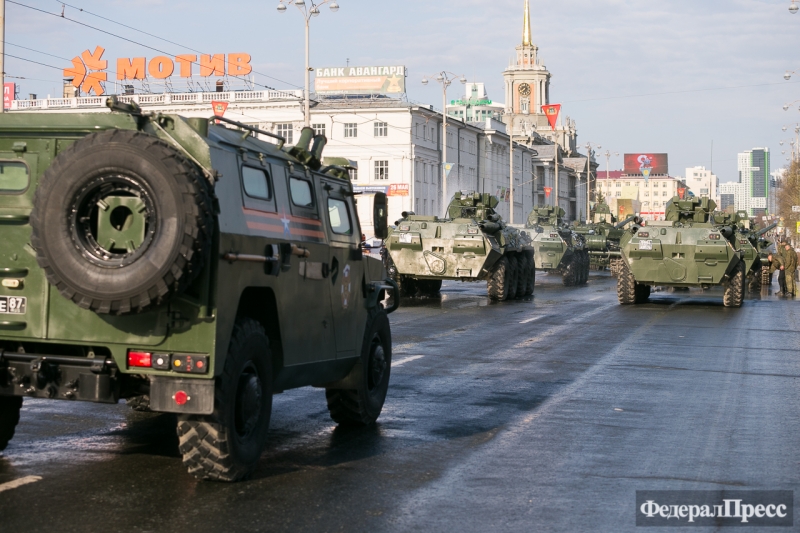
[
  {"xmin": 3, "ymin": 83, "xmax": 14, "ymax": 110},
  {"xmin": 624, "ymin": 153, "xmax": 669, "ymax": 177},
  {"xmin": 315, "ymin": 66, "xmax": 406, "ymax": 95}
]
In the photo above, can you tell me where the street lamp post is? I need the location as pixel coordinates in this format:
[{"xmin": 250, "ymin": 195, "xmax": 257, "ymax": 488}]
[
  {"xmin": 422, "ymin": 72, "xmax": 466, "ymax": 217},
  {"xmin": 506, "ymin": 119, "xmax": 533, "ymax": 225},
  {"xmin": 790, "ymin": 0, "xmax": 798, "ymax": 14},
  {"xmin": 277, "ymin": 0, "xmax": 340, "ymax": 128},
  {"xmin": 584, "ymin": 142, "xmax": 601, "ymax": 222},
  {"xmin": 602, "ymin": 149, "xmax": 618, "ymax": 205}
]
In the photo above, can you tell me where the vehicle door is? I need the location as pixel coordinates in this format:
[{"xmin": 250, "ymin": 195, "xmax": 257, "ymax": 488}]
[
  {"xmin": 320, "ymin": 177, "xmax": 362, "ymax": 359},
  {"xmin": 243, "ymin": 163, "xmax": 336, "ymax": 365},
  {"xmin": 0, "ymin": 149, "xmax": 45, "ymax": 339}
]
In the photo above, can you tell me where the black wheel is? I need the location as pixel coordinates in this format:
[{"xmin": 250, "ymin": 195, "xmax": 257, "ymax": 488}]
[
  {"xmin": 30, "ymin": 129, "xmax": 213, "ymax": 315},
  {"xmin": 417, "ymin": 279, "xmax": 442, "ymax": 295},
  {"xmin": 326, "ymin": 309, "xmax": 392, "ymax": 425},
  {"xmin": 177, "ymin": 318, "xmax": 273, "ymax": 481},
  {"xmin": 723, "ymin": 261, "xmax": 745, "ymax": 308},
  {"xmin": 398, "ymin": 275, "xmax": 418, "ymax": 297},
  {"xmin": 617, "ymin": 262, "xmax": 638, "ymax": 304},
  {"xmin": 578, "ymin": 251, "xmax": 589, "ymax": 285},
  {"xmin": 635, "ymin": 283, "xmax": 651, "ymax": 303},
  {"xmin": 513, "ymin": 253, "xmax": 527, "ymax": 298},
  {"xmin": 487, "ymin": 256, "xmax": 510, "ymax": 301},
  {"xmin": 126, "ymin": 395, "xmax": 152, "ymax": 412},
  {"xmin": 523, "ymin": 251, "xmax": 535, "ymax": 296},
  {"xmin": 0, "ymin": 396, "xmax": 22, "ymax": 451},
  {"xmin": 562, "ymin": 254, "xmax": 578, "ymax": 286},
  {"xmin": 507, "ymin": 254, "xmax": 520, "ymax": 299}
]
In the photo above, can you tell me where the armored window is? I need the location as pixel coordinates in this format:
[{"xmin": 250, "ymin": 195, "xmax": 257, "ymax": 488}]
[
  {"xmin": 375, "ymin": 160, "xmax": 389, "ymax": 180},
  {"xmin": 289, "ymin": 177, "xmax": 314, "ymax": 207},
  {"xmin": 242, "ymin": 166, "xmax": 271, "ymax": 200},
  {"xmin": 327, "ymin": 198, "xmax": 352, "ymax": 235},
  {"xmin": 276, "ymin": 123, "xmax": 293, "ymax": 144},
  {"xmin": 374, "ymin": 122, "xmax": 388, "ymax": 137},
  {"xmin": 0, "ymin": 161, "xmax": 29, "ymax": 193},
  {"xmin": 312, "ymin": 123, "xmax": 326, "ymax": 138},
  {"xmin": 344, "ymin": 123, "xmax": 358, "ymax": 138}
]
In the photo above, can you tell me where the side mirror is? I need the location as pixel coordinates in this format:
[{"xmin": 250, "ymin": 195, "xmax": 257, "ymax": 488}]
[{"xmin": 373, "ymin": 192, "xmax": 388, "ymax": 239}]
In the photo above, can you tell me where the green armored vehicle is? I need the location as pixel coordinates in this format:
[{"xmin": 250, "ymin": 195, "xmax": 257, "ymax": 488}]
[
  {"xmin": 383, "ymin": 191, "xmax": 534, "ymax": 301},
  {"xmin": 0, "ymin": 99, "xmax": 397, "ymax": 481},
  {"xmin": 573, "ymin": 203, "xmax": 638, "ymax": 274},
  {"xmin": 711, "ymin": 211, "xmax": 777, "ymax": 291},
  {"xmin": 524, "ymin": 205, "xmax": 590, "ymax": 286},
  {"xmin": 617, "ymin": 196, "xmax": 745, "ymax": 307}
]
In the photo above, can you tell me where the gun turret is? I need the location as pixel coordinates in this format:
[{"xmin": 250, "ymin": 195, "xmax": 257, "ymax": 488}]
[
  {"xmin": 665, "ymin": 196, "xmax": 716, "ymax": 223},
  {"xmin": 525, "ymin": 204, "xmax": 566, "ymax": 228},
  {"xmin": 613, "ymin": 215, "xmax": 637, "ymax": 229},
  {"xmin": 447, "ymin": 191, "xmax": 500, "ymax": 221}
]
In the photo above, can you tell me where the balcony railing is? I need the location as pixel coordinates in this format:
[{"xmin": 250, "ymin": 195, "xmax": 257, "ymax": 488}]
[{"xmin": 9, "ymin": 89, "xmax": 304, "ymax": 111}]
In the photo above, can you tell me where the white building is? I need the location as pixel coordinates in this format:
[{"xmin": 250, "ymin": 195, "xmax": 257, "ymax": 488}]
[
  {"xmin": 596, "ymin": 170, "xmax": 688, "ymax": 221},
  {"xmin": 720, "ymin": 148, "xmax": 771, "ymax": 216},
  {"xmin": 684, "ymin": 166, "xmax": 719, "ymax": 205},
  {"xmin": 446, "ymin": 83, "xmax": 505, "ymax": 123}
]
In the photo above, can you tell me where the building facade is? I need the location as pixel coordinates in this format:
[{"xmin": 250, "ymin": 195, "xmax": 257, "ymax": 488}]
[
  {"xmin": 684, "ymin": 166, "xmax": 719, "ymax": 205},
  {"xmin": 596, "ymin": 170, "xmax": 688, "ymax": 221},
  {"xmin": 719, "ymin": 148, "xmax": 771, "ymax": 216}
]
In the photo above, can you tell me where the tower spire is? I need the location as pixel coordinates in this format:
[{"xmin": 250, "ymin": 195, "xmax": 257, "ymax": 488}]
[{"xmin": 522, "ymin": 0, "xmax": 532, "ymax": 46}]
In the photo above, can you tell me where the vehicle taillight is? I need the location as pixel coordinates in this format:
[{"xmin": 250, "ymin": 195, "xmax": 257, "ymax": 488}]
[
  {"xmin": 173, "ymin": 391, "xmax": 190, "ymax": 406},
  {"xmin": 638, "ymin": 232, "xmax": 650, "ymax": 238},
  {"xmin": 127, "ymin": 351, "xmax": 152, "ymax": 368}
]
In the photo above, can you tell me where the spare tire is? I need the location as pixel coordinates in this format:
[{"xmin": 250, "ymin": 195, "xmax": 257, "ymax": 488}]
[{"xmin": 31, "ymin": 129, "xmax": 213, "ymax": 315}]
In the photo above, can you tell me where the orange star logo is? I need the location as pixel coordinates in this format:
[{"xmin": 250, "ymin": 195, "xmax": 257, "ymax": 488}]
[{"xmin": 63, "ymin": 46, "xmax": 108, "ymax": 96}]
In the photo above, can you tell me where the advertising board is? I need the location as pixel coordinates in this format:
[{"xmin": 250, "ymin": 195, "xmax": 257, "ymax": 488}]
[
  {"xmin": 3, "ymin": 83, "xmax": 14, "ymax": 110},
  {"xmin": 314, "ymin": 66, "xmax": 406, "ymax": 95},
  {"xmin": 623, "ymin": 153, "xmax": 669, "ymax": 177}
]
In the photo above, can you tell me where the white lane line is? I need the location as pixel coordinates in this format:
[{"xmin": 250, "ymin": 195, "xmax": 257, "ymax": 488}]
[
  {"xmin": 589, "ymin": 296, "xmax": 602, "ymax": 301},
  {"xmin": 0, "ymin": 476, "xmax": 42, "ymax": 493},
  {"xmin": 520, "ymin": 316, "xmax": 545, "ymax": 324},
  {"xmin": 393, "ymin": 355, "xmax": 425, "ymax": 367}
]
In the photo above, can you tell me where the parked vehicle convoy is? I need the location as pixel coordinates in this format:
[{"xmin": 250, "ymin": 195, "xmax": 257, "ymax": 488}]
[
  {"xmin": 0, "ymin": 98, "xmax": 397, "ymax": 481},
  {"xmin": 711, "ymin": 211, "xmax": 778, "ymax": 291},
  {"xmin": 523, "ymin": 205, "xmax": 590, "ymax": 286},
  {"xmin": 382, "ymin": 192, "xmax": 534, "ymax": 301},
  {"xmin": 573, "ymin": 203, "xmax": 639, "ymax": 275},
  {"xmin": 617, "ymin": 196, "xmax": 745, "ymax": 307}
]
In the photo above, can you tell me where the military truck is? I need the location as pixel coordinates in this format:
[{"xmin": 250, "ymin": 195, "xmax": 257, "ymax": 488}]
[
  {"xmin": 0, "ymin": 99, "xmax": 398, "ymax": 481},
  {"xmin": 383, "ymin": 191, "xmax": 534, "ymax": 301},
  {"xmin": 524, "ymin": 205, "xmax": 590, "ymax": 286},
  {"xmin": 617, "ymin": 196, "xmax": 745, "ymax": 307}
]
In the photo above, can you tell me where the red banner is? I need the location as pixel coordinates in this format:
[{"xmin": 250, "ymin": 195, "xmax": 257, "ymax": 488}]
[
  {"xmin": 388, "ymin": 183, "xmax": 409, "ymax": 196},
  {"xmin": 3, "ymin": 83, "xmax": 15, "ymax": 110},
  {"xmin": 544, "ymin": 186, "xmax": 552, "ymax": 198},
  {"xmin": 211, "ymin": 100, "xmax": 228, "ymax": 117},
  {"xmin": 541, "ymin": 104, "xmax": 561, "ymax": 131},
  {"xmin": 677, "ymin": 187, "xmax": 686, "ymax": 199}
]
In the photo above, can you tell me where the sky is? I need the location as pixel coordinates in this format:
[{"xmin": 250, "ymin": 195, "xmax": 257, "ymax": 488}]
[{"xmin": 4, "ymin": 0, "xmax": 800, "ymax": 183}]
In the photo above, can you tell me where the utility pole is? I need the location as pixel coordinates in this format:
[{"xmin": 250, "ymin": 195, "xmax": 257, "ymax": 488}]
[
  {"xmin": 1, "ymin": 0, "xmax": 5, "ymax": 113},
  {"xmin": 509, "ymin": 120, "xmax": 514, "ymax": 224}
]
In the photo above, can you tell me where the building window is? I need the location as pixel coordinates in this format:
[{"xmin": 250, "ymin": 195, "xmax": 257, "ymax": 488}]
[
  {"xmin": 616, "ymin": 191, "xmax": 621, "ymax": 197},
  {"xmin": 644, "ymin": 191, "xmax": 649, "ymax": 197},
  {"xmin": 348, "ymin": 168, "xmax": 358, "ymax": 181},
  {"xmin": 312, "ymin": 123, "xmax": 326, "ymax": 138},
  {"xmin": 374, "ymin": 122, "xmax": 388, "ymax": 137},
  {"xmin": 616, "ymin": 183, "xmax": 621, "ymax": 187},
  {"xmin": 625, "ymin": 182, "xmax": 630, "ymax": 186},
  {"xmin": 521, "ymin": 97, "xmax": 529, "ymax": 114},
  {"xmin": 662, "ymin": 191, "xmax": 667, "ymax": 196},
  {"xmin": 344, "ymin": 123, "xmax": 358, "ymax": 138},
  {"xmin": 423, "ymin": 199, "xmax": 427, "ymax": 214},
  {"xmin": 276, "ymin": 123, "xmax": 293, "ymax": 144},
  {"xmin": 415, "ymin": 198, "xmax": 419, "ymax": 213},
  {"xmin": 375, "ymin": 160, "xmax": 389, "ymax": 180}
]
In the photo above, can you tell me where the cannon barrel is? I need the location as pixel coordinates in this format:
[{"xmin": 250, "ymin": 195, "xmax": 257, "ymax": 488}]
[
  {"xmin": 756, "ymin": 222, "xmax": 779, "ymax": 236},
  {"xmin": 719, "ymin": 226, "xmax": 734, "ymax": 239},
  {"xmin": 479, "ymin": 221, "xmax": 501, "ymax": 233},
  {"xmin": 613, "ymin": 215, "xmax": 637, "ymax": 229}
]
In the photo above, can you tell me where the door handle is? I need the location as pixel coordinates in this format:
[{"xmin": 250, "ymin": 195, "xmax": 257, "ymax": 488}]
[{"xmin": 330, "ymin": 257, "xmax": 339, "ymax": 284}]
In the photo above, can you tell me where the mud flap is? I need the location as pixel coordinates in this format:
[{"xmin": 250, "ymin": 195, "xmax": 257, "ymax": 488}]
[{"xmin": 149, "ymin": 376, "xmax": 215, "ymax": 415}]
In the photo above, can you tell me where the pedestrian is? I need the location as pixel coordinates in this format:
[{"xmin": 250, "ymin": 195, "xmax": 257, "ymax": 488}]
[
  {"xmin": 772, "ymin": 246, "xmax": 787, "ymax": 295},
  {"xmin": 783, "ymin": 242, "xmax": 797, "ymax": 296}
]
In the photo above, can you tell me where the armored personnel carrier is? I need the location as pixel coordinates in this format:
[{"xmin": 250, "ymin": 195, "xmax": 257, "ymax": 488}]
[
  {"xmin": 383, "ymin": 191, "xmax": 534, "ymax": 301},
  {"xmin": 524, "ymin": 205, "xmax": 590, "ymax": 286},
  {"xmin": 0, "ymin": 99, "xmax": 398, "ymax": 481},
  {"xmin": 573, "ymin": 203, "xmax": 638, "ymax": 274},
  {"xmin": 617, "ymin": 196, "xmax": 745, "ymax": 307},
  {"xmin": 711, "ymin": 211, "xmax": 777, "ymax": 291}
]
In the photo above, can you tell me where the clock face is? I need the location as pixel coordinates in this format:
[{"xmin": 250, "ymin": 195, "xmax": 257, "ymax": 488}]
[{"xmin": 518, "ymin": 83, "xmax": 531, "ymax": 96}]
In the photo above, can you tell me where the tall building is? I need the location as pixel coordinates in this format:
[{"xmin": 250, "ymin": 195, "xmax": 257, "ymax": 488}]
[
  {"xmin": 501, "ymin": 0, "xmax": 577, "ymax": 153},
  {"xmin": 446, "ymin": 83, "xmax": 504, "ymax": 122},
  {"xmin": 719, "ymin": 148, "xmax": 771, "ymax": 216},
  {"xmin": 684, "ymin": 166, "xmax": 719, "ymax": 205}
]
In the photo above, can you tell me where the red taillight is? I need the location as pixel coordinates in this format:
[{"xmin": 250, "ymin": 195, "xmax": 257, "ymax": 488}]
[
  {"xmin": 173, "ymin": 391, "xmax": 189, "ymax": 405},
  {"xmin": 128, "ymin": 351, "xmax": 152, "ymax": 368}
]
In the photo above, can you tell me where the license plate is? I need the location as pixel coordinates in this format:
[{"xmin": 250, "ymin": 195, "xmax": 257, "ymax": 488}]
[
  {"xmin": 399, "ymin": 233, "xmax": 412, "ymax": 244},
  {"xmin": 0, "ymin": 296, "xmax": 26, "ymax": 314},
  {"xmin": 638, "ymin": 240, "xmax": 652, "ymax": 251}
]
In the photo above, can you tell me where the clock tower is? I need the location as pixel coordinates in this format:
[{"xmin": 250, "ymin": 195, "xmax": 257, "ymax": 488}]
[{"xmin": 502, "ymin": 0, "xmax": 576, "ymax": 153}]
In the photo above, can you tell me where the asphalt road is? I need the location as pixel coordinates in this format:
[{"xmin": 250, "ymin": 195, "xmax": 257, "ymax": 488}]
[{"xmin": 1, "ymin": 272, "xmax": 798, "ymax": 532}]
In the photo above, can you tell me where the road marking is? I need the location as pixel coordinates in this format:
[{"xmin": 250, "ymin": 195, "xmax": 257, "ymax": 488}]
[
  {"xmin": 0, "ymin": 476, "xmax": 42, "ymax": 493},
  {"xmin": 589, "ymin": 296, "xmax": 602, "ymax": 301},
  {"xmin": 393, "ymin": 355, "xmax": 425, "ymax": 367},
  {"xmin": 520, "ymin": 316, "xmax": 545, "ymax": 324}
]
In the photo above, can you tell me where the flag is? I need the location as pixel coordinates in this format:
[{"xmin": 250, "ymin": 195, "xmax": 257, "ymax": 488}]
[
  {"xmin": 444, "ymin": 163, "xmax": 454, "ymax": 178},
  {"xmin": 677, "ymin": 187, "xmax": 686, "ymax": 199},
  {"xmin": 544, "ymin": 186, "xmax": 552, "ymax": 198},
  {"xmin": 541, "ymin": 104, "xmax": 561, "ymax": 131},
  {"xmin": 211, "ymin": 100, "xmax": 229, "ymax": 118}
]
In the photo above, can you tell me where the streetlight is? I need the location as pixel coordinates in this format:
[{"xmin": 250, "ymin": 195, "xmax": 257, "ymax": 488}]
[
  {"xmin": 584, "ymin": 142, "xmax": 601, "ymax": 222},
  {"xmin": 422, "ymin": 71, "xmax": 467, "ymax": 217},
  {"xmin": 791, "ymin": 0, "xmax": 799, "ymax": 13},
  {"xmin": 506, "ymin": 119, "xmax": 534, "ymax": 224},
  {"xmin": 277, "ymin": 0, "xmax": 341, "ymax": 128}
]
